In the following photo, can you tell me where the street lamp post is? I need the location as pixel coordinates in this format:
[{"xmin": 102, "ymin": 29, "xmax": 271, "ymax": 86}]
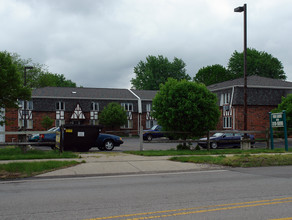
[
  {"xmin": 234, "ymin": 4, "xmax": 248, "ymax": 133},
  {"xmin": 23, "ymin": 66, "xmax": 33, "ymax": 131}
]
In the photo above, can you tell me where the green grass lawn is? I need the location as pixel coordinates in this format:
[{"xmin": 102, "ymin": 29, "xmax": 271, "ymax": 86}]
[
  {"xmin": 125, "ymin": 148, "xmax": 291, "ymax": 156},
  {"xmin": 0, "ymin": 161, "xmax": 81, "ymax": 179},
  {"xmin": 0, "ymin": 147, "xmax": 81, "ymax": 179},
  {"xmin": 0, "ymin": 146, "xmax": 79, "ymax": 160},
  {"xmin": 170, "ymin": 154, "xmax": 292, "ymax": 167}
]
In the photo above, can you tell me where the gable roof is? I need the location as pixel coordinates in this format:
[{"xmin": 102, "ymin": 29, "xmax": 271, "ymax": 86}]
[
  {"xmin": 130, "ymin": 89, "xmax": 157, "ymax": 101},
  {"xmin": 32, "ymin": 87, "xmax": 138, "ymax": 100},
  {"xmin": 207, "ymin": 76, "xmax": 292, "ymax": 91}
]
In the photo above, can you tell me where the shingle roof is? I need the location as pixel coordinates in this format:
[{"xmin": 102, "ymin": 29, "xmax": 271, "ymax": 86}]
[
  {"xmin": 131, "ymin": 89, "xmax": 157, "ymax": 100},
  {"xmin": 32, "ymin": 87, "xmax": 138, "ymax": 100},
  {"xmin": 207, "ymin": 76, "xmax": 292, "ymax": 91}
]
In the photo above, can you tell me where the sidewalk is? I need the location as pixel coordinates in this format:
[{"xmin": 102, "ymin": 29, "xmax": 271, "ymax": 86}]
[{"xmin": 34, "ymin": 152, "xmax": 223, "ymax": 178}]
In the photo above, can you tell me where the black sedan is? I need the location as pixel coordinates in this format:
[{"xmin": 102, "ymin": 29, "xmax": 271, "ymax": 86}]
[
  {"xmin": 95, "ymin": 133, "xmax": 124, "ymax": 151},
  {"xmin": 198, "ymin": 132, "xmax": 255, "ymax": 149}
]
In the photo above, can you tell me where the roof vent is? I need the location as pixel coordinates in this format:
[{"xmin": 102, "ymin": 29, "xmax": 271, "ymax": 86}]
[{"xmin": 72, "ymin": 91, "xmax": 77, "ymax": 94}]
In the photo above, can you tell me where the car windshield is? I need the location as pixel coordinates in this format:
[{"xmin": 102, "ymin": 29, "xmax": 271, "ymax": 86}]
[
  {"xmin": 213, "ymin": 133, "xmax": 224, "ymax": 137},
  {"xmin": 48, "ymin": 127, "xmax": 57, "ymax": 131},
  {"xmin": 150, "ymin": 125, "xmax": 159, "ymax": 130}
]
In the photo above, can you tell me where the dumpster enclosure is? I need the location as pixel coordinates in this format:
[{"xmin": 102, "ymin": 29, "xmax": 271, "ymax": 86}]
[{"xmin": 59, "ymin": 125, "xmax": 102, "ymax": 152}]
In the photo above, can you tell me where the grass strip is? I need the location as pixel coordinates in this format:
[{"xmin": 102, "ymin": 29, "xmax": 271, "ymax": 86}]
[
  {"xmin": 0, "ymin": 160, "xmax": 81, "ymax": 179},
  {"xmin": 170, "ymin": 154, "xmax": 292, "ymax": 167},
  {"xmin": 0, "ymin": 147, "xmax": 79, "ymax": 160},
  {"xmin": 125, "ymin": 148, "xmax": 290, "ymax": 156}
]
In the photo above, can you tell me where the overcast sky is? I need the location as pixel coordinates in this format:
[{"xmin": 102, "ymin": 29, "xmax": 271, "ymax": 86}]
[{"xmin": 1, "ymin": 0, "xmax": 291, "ymax": 88}]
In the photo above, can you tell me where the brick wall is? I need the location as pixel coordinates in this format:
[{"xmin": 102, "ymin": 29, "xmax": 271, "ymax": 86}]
[
  {"xmin": 5, "ymin": 108, "xmax": 18, "ymax": 142},
  {"xmin": 234, "ymin": 105, "xmax": 275, "ymax": 138}
]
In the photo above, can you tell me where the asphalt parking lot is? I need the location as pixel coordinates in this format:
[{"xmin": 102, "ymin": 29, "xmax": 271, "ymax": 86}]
[{"xmin": 35, "ymin": 137, "xmax": 290, "ymax": 152}]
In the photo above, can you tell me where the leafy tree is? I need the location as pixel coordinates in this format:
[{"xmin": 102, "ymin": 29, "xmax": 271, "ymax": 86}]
[
  {"xmin": 0, "ymin": 51, "xmax": 31, "ymax": 125},
  {"xmin": 152, "ymin": 78, "xmax": 220, "ymax": 139},
  {"xmin": 131, "ymin": 55, "xmax": 191, "ymax": 90},
  {"xmin": 41, "ymin": 115, "xmax": 54, "ymax": 130},
  {"xmin": 37, "ymin": 72, "xmax": 76, "ymax": 88},
  {"xmin": 10, "ymin": 52, "xmax": 77, "ymax": 88},
  {"xmin": 194, "ymin": 64, "xmax": 234, "ymax": 86},
  {"xmin": 99, "ymin": 103, "xmax": 127, "ymax": 130},
  {"xmin": 272, "ymin": 94, "xmax": 292, "ymax": 128},
  {"xmin": 228, "ymin": 48, "xmax": 286, "ymax": 79}
]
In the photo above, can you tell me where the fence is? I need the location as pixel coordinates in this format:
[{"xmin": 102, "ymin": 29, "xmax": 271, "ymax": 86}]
[{"xmin": 0, "ymin": 128, "xmax": 290, "ymax": 151}]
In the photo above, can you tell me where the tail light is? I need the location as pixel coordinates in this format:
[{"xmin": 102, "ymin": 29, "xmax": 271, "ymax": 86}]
[{"xmin": 40, "ymin": 134, "xmax": 44, "ymax": 139}]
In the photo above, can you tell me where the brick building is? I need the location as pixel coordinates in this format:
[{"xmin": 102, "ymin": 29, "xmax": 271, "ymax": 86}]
[
  {"xmin": 1, "ymin": 76, "xmax": 292, "ymax": 142},
  {"xmin": 3, "ymin": 87, "xmax": 158, "ymax": 142},
  {"xmin": 208, "ymin": 76, "xmax": 292, "ymax": 132}
]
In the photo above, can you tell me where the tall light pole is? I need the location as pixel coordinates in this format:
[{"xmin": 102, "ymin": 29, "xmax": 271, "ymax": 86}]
[
  {"xmin": 23, "ymin": 66, "xmax": 33, "ymax": 130},
  {"xmin": 234, "ymin": 4, "xmax": 247, "ymax": 133}
]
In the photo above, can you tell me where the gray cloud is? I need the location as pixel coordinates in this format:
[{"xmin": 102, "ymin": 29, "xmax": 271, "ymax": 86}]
[{"xmin": 1, "ymin": 0, "xmax": 291, "ymax": 88}]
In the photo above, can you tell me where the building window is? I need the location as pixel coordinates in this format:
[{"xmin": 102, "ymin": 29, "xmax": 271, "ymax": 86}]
[
  {"xmin": 146, "ymin": 104, "xmax": 152, "ymax": 112},
  {"xmin": 223, "ymin": 117, "xmax": 232, "ymax": 128},
  {"xmin": 18, "ymin": 119, "xmax": 33, "ymax": 129},
  {"xmin": 18, "ymin": 100, "xmax": 33, "ymax": 129},
  {"xmin": 121, "ymin": 103, "xmax": 133, "ymax": 129},
  {"xmin": 145, "ymin": 104, "xmax": 157, "ymax": 129},
  {"xmin": 56, "ymin": 101, "xmax": 65, "ymax": 110},
  {"xmin": 90, "ymin": 102, "xmax": 99, "ymax": 125},
  {"xmin": 146, "ymin": 120, "xmax": 157, "ymax": 129},
  {"xmin": 121, "ymin": 103, "xmax": 133, "ymax": 111},
  {"xmin": 91, "ymin": 102, "xmax": 99, "ymax": 111},
  {"xmin": 56, "ymin": 119, "xmax": 65, "ymax": 127},
  {"xmin": 19, "ymin": 100, "xmax": 33, "ymax": 110},
  {"xmin": 220, "ymin": 93, "xmax": 231, "ymax": 106}
]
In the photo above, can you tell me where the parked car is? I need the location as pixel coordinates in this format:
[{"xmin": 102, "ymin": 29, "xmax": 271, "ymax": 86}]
[
  {"xmin": 198, "ymin": 132, "xmax": 255, "ymax": 149},
  {"xmin": 39, "ymin": 127, "xmax": 60, "ymax": 147},
  {"xmin": 39, "ymin": 127, "xmax": 123, "ymax": 151},
  {"xmin": 95, "ymin": 133, "xmax": 123, "ymax": 151},
  {"xmin": 143, "ymin": 125, "xmax": 165, "ymax": 141},
  {"xmin": 28, "ymin": 134, "xmax": 40, "ymax": 142},
  {"xmin": 29, "ymin": 127, "xmax": 58, "ymax": 142}
]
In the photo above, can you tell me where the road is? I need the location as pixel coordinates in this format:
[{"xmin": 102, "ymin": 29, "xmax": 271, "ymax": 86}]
[{"xmin": 1, "ymin": 166, "xmax": 292, "ymax": 220}]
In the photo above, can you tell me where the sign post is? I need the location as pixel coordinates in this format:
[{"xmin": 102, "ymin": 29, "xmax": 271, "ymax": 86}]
[{"xmin": 269, "ymin": 111, "xmax": 288, "ymax": 151}]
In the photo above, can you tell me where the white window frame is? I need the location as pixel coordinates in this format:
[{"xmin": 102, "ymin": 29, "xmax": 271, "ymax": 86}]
[
  {"xmin": 121, "ymin": 103, "xmax": 133, "ymax": 129},
  {"xmin": 56, "ymin": 101, "xmax": 65, "ymax": 110},
  {"xmin": 18, "ymin": 119, "xmax": 33, "ymax": 129},
  {"xmin": 223, "ymin": 116, "xmax": 232, "ymax": 128},
  {"xmin": 121, "ymin": 103, "xmax": 133, "ymax": 112},
  {"xmin": 91, "ymin": 102, "xmax": 99, "ymax": 111},
  {"xmin": 55, "ymin": 119, "xmax": 65, "ymax": 127},
  {"xmin": 146, "ymin": 104, "xmax": 152, "ymax": 112}
]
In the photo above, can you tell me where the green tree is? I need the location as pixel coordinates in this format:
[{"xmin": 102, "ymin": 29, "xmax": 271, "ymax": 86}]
[
  {"xmin": 10, "ymin": 52, "xmax": 77, "ymax": 88},
  {"xmin": 131, "ymin": 55, "xmax": 191, "ymax": 90},
  {"xmin": 194, "ymin": 64, "xmax": 234, "ymax": 86},
  {"xmin": 37, "ymin": 72, "xmax": 76, "ymax": 88},
  {"xmin": 41, "ymin": 115, "xmax": 54, "ymax": 130},
  {"xmin": 228, "ymin": 48, "xmax": 286, "ymax": 79},
  {"xmin": 152, "ymin": 78, "xmax": 220, "ymax": 139},
  {"xmin": 272, "ymin": 94, "xmax": 292, "ymax": 128},
  {"xmin": 0, "ymin": 51, "xmax": 31, "ymax": 125},
  {"xmin": 99, "ymin": 103, "xmax": 127, "ymax": 130}
]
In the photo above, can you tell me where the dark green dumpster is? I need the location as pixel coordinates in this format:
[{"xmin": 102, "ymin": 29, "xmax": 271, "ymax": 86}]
[{"xmin": 60, "ymin": 125, "xmax": 102, "ymax": 152}]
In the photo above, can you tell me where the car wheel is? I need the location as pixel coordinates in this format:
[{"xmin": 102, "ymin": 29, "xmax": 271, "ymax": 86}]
[
  {"xmin": 146, "ymin": 134, "xmax": 153, "ymax": 141},
  {"xmin": 211, "ymin": 142, "xmax": 218, "ymax": 149},
  {"xmin": 104, "ymin": 140, "xmax": 114, "ymax": 151}
]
